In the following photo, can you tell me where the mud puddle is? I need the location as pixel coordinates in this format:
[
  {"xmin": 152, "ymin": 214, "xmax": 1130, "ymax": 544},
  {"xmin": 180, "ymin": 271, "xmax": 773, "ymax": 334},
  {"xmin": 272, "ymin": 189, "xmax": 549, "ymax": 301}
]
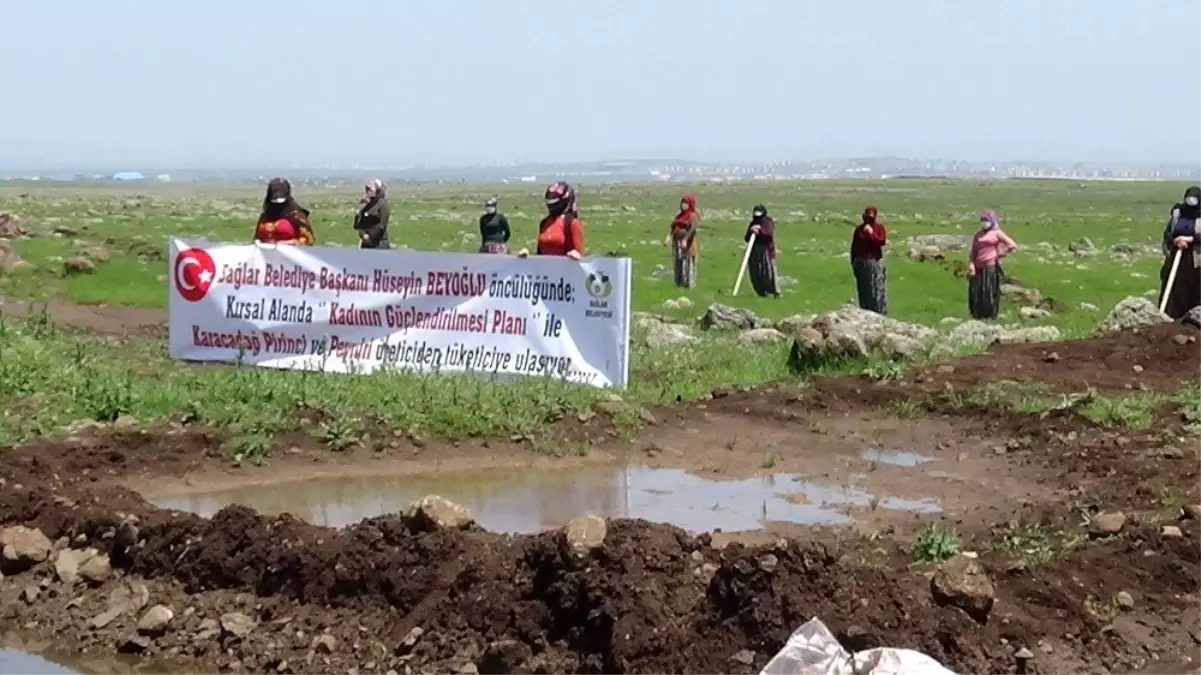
[
  {"xmin": 153, "ymin": 465, "xmax": 940, "ymax": 534},
  {"xmin": 0, "ymin": 648, "xmax": 158, "ymax": 675},
  {"xmin": 861, "ymin": 448, "xmax": 935, "ymax": 468}
]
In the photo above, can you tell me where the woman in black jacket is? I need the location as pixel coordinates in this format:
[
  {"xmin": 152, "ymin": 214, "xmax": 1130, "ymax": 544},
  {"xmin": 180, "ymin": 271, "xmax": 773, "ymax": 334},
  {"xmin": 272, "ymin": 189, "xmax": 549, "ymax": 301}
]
[{"xmin": 354, "ymin": 179, "xmax": 391, "ymax": 249}]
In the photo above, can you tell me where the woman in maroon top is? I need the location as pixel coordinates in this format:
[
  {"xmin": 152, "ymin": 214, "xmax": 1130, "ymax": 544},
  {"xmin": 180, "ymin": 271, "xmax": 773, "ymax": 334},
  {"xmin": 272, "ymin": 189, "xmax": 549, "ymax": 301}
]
[
  {"xmin": 745, "ymin": 204, "xmax": 780, "ymax": 297},
  {"xmin": 850, "ymin": 204, "xmax": 888, "ymax": 314}
]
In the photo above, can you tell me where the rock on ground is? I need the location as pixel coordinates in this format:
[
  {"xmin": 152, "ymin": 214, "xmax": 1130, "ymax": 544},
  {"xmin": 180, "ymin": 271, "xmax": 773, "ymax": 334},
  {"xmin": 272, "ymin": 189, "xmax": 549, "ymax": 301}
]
[
  {"xmin": 563, "ymin": 514, "xmax": 607, "ymax": 555},
  {"xmin": 1182, "ymin": 306, "xmax": 1201, "ymax": 330},
  {"xmin": 0, "ymin": 525, "xmax": 52, "ymax": 573},
  {"xmin": 947, "ymin": 320, "xmax": 1060, "ymax": 348},
  {"xmin": 788, "ymin": 306, "xmax": 934, "ymax": 369},
  {"xmin": 137, "ymin": 605, "xmax": 174, "ymax": 635},
  {"xmin": 220, "ymin": 612, "xmax": 256, "ymax": 639},
  {"xmin": 737, "ymin": 327, "xmax": 787, "ymax": 347},
  {"xmin": 0, "ymin": 238, "xmax": 29, "ymax": 272},
  {"xmin": 930, "ymin": 555, "xmax": 996, "ymax": 622},
  {"xmin": 699, "ymin": 303, "xmax": 764, "ymax": 331},
  {"xmin": 407, "ymin": 495, "xmax": 474, "ymax": 531},
  {"xmin": 79, "ymin": 551, "xmax": 113, "ymax": 584},
  {"xmin": 55, "ymin": 547, "xmax": 102, "ymax": 584},
  {"xmin": 1088, "ymin": 511, "xmax": 1127, "ymax": 537},
  {"xmin": 1098, "ymin": 297, "xmax": 1171, "ymax": 333},
  {"xmin": 644, "ymin": 321, "xmax": 696, "ymax": 349}
]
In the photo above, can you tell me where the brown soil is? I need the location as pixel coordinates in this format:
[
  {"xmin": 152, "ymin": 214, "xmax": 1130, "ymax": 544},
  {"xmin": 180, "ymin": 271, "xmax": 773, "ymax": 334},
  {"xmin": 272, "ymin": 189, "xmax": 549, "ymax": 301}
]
[
  {"xmin": 1, "ymin": 318, "xmax": 1199, "ymax": 674},
  {"xmin": 0, "ymin": 297, "xmax": 166, "ymax": 339}
]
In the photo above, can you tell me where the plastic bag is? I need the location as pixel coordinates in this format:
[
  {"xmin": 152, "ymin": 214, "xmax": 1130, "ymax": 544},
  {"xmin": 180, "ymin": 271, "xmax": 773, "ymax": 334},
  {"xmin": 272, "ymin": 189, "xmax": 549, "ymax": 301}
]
[{"xmin": 759, "ymin": 618, "xmax": 957, "ymax": 675}]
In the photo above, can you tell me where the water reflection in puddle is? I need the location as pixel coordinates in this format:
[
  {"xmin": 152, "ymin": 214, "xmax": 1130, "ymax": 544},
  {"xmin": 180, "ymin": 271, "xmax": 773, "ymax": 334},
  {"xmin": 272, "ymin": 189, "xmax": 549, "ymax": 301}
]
[
  {"xmin": 861, "ymin": 449, "xmax": 935, "ymax": 468},
  {"xmin": 0, "ymin": 649, "xmax": 75, "ymax": 674},
  {"xmin": 154, "ymin": 466, "xmax": 940, "ymax": 534}
]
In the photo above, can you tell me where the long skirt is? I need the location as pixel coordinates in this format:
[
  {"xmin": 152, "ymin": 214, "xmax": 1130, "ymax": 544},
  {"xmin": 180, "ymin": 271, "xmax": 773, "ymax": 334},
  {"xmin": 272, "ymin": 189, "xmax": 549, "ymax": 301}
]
[
  {"xmin": 479, "ymin": 241, "xmax": 508, "ymax": 254},
  {"xmin": 1158, "ymin": 249, "xmax": 1201, "ymax": 320},
  {"xmin": 360, "ymin": 236, "xmax": 390, "ymax": 250},
  {"xmin": 671, "ymin": 240, "xmax": 696, "ymax": 288},
  {"xmin": 968, "ymin": 264, "xmax": 1002, "ymax": 319},
  {"xmin": 748, "ymin": 246, "xmax": 780, "ymax": 297},
  {"xmin": 851, "ymin": 258, "xmax": 888, "ymax": 315}
]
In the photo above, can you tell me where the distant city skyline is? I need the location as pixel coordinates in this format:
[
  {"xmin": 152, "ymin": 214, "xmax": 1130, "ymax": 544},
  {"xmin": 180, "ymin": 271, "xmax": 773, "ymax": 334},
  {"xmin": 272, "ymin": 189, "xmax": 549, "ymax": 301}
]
[{"xmin": 1, "ymin": 0, "xmax": 1198, "ymax": 168}]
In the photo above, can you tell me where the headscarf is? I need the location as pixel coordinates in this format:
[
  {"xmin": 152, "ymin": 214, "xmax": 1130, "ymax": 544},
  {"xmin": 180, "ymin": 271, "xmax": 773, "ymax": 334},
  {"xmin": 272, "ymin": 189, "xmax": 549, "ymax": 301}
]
[
  {"xmin": 862, "ymin": 205, "xmax": 878, "ymax": 225},
  {"xmin": 751, "ymin": 204, "xmax": 767, "ymax": 222},
  {"xmin": 672, "ymin": 194, "xmax": 699, "ymax": 228},
  {"xmin": 484, "ymin": 197, "xmax": 498, "ymax": 215},
  {"xmin": 261, "ymin": 177, "xmax": 304, "ymax": 220},
  {"xmin": 979, "ymin": 209, "xmax": 1000, "ymax": 231},
  {"xmin": 362, "ymin": 179, "xmax": 386, "ymax": 204},
  {"xmin": 259, "ymin": 177, "xmax": 314, "ymax": 243},
  {"xmin": 1178, "ymin": 186, "xmax": 1201, "ymax": 220},
  {"xmin": 544, "ymin": 181, "xmax": 576, "ymax": 218}
]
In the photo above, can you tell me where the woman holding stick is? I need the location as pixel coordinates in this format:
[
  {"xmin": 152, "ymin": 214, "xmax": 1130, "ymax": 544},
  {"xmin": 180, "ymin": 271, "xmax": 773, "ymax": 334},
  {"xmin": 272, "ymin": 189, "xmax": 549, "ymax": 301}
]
[
  {"xmin": 1158, "ymin": 185, "xmax": 1201, "ymax": 319},
  {"xmin": 967, "ymin": 209, "xmax": 1017, "ymax": 320},
  {"xmin": 744, "ymin": 205, "xmax": 780, "ymax": 297},
  {"xmin": 663, "ymin": 194, "xmax": 700, "ymax": 288},
  {"xmin": 850, "ymin": 204, "xmax": 889, "ymax": 314}
]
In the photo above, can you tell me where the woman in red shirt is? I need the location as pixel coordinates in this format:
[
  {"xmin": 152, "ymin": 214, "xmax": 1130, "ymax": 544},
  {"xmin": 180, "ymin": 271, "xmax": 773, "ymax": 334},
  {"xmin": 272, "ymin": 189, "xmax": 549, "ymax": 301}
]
[
  {"xmin": 254, "ymin": 177, "xmax": 315, "ymax": 246},
  {"xmin": 663, "ymin": 194, "xmax": 700, "ymax": 288},
  {"xmin": 850, "ymin": 204, "xmax": 888, "ymax": 314},
  {"xmin": 518, "ymin": 181, "xmax": 584, "ymax": 260}
]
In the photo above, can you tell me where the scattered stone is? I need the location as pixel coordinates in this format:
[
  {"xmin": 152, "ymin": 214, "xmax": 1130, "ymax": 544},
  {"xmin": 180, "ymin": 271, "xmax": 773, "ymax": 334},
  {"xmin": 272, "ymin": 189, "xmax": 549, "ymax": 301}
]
[
  {"xmin": 62, "ymin": 256, "xmax": 96, "ymax": 275},
  {"xmin": 313, "ymin": 633, "xmax": 338, "ymax": 654},
  {"xmin": 119, "ymin": 636, "xmax": 151, "ymax": 654},
  {"xmin": 1182, "ymin": 504, "xmax": 1201, "ymax": 520},
  {"xmin": 1161, "ymin": 525, "xmax": 1183, "ymax": 539},
  {"xmin": 1079, "ymin": 302, "xmax": 1099, "ymax": 312},
  {"xmin": 0, "ymin": 238, "xmax": 27, "ymax": 272},
  {"xmin": 91, "ymin": 608, "xmax": 124, "ymax": 629},
  {"xmin": 54, "ymin": 547, "xmax": 99, "ymax": 585},
  {"xmin": 0, "ymin": 212, "xmax": 28, "ymax": 238},
  {"xmin": 79, "ymin": 552, "xmax": 113, "ymax": 585},
  {"xmin": 399, "ymin": 626, "xmax": 424, "ymax": 651},
  {"xmin": 22, "ymin": 585, "xmax": 40, "ymax": 604},
  {"xmin": 930, "ymin": 555, "xmax": 996, "ymax": 622},
  {"xmin": 1116, "ymin": 591, "xmax": 1135, "ymax": 609},
  {"xmin": 220, "ymin": 612, "xmax": 256, "ymax": 639},
  {"xmin": 1019, "ymin": 306, "xmax": 1051, "ymax": 320},
  {"xmin": 563, "ymin": 515, "xmax": 607, "ymax": 554},
  {"xmin": 1097, "ymin": 297, "xmax": 1170, "ymax": 333},
  {"xmin": 1068, "ymin": 237, "xmax": 1095, "ymax": 253},
  {"xmin": 1174, "ymin": 334, "xmax": 1194, "ymax": 345},
  {"xmin": 137, "ymin": 605, "xmax": 174, "ymax": 635},
  {"xmin": 1088, "ymin": 511, "xmax": 1127, "ymax": 537},
  {"xmin": 1182, "ymin": 306, "xmax": 1201, "ymax": 329},
  {"xmin": 0, "ymin": 526, "xmax": 52, "ymax": 573},
  {"xmin": 1043, "ymin": 352, "xmax": 1061, "ymax": 363},
  {"xmin": 406, "ymin": 495, "xmax": 474, "ymax": 531},
  {"xmin": 730, "ymin": 649, "xmax": 756, "ymax": 666},
  {"xmin": 738, "ymin": 327, "xmax": 787, "ymax": 347},
  {"xmin": 107, "ymin": 578, "xmax": 150, "ymax": 614},
  {"xmin": 699, "ymin": 303, "xmax": 764, "ymax": 331},
  {"xmin": 661, "ymin": 297, "xmax": 693, "ymax": 310},
  {"xmin": 1015, "ymin": 647, "xmax": 1034, "ymax": 660},
  {"xmin": 947, "ymin": 320, "xmax": 1060, "ymax": 348},
  {"xmin": 644, "ymin": 321, "xmax": 696, "ymax": 349}
]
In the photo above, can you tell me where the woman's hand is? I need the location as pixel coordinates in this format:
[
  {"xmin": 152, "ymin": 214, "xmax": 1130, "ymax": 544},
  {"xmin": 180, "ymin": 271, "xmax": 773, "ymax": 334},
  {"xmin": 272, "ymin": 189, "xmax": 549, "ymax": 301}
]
[
  {"xmin": 516, "ymin": 248, "xmax": 530, "ymax": 258},
  {"xmin": 750, "ymin": 225, "xmax": 762, "ymax": 235},
  {"xmin": 566, "ymin": 250, "xmax": 582, "ymax": 260},
  {"xmin": 968, "ymin": 263, "xmax": 977, "ymax": 277},
  {"xmin": 662, "ymin": 236, "xmax": 671, "ymax": 246},
  {"xmin": 361, "ymin": 233, "xmax": 371, "ymax": 244},
  {"xmin": 1174, "ymin": 236, "xmax": 1194, "ymax": 250}
]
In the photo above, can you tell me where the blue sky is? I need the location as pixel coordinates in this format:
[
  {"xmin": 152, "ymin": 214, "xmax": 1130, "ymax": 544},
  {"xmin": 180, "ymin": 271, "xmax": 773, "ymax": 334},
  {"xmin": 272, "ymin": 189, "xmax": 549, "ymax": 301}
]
[{"xmin": 2, "ymin": 0, "xmax": 1198, "ymax": 167}]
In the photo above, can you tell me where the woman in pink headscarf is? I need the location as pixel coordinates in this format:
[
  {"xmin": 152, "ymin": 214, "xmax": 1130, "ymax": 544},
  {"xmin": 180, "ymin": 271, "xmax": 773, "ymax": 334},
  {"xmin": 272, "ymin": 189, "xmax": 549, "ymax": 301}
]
[{"xmin": 967, "ymin": 209, "xmax": 1018, "ymax": 319}]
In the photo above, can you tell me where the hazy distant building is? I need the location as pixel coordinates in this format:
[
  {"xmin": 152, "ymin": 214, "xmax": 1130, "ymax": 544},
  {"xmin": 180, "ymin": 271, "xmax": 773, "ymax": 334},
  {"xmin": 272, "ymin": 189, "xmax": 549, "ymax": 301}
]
[{"xmin": 111, "ymin": 171, "xmax": 145, "ymax": 181}]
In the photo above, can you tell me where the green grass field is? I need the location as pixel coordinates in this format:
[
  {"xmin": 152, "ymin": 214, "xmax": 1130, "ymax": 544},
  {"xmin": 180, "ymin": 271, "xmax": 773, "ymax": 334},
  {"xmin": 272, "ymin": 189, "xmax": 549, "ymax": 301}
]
[{"xmin": 0, "ymin": 178, "xmax": 1187, "ymax": 450}]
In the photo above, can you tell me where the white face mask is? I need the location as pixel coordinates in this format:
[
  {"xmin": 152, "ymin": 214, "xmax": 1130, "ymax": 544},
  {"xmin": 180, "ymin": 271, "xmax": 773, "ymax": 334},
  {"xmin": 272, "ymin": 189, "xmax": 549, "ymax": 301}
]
[
  {"xmin": 484, "ymin": 206, "xmax": 496, "ymax": 214},
  {"xmin": 753, "ymin": 211, "xmax": 765, "ymax": 218},
  {"xmin": 680, "ymin": 203, "xmax": 689, "ymax": 211},
  {"xmin": 1186, "ymin": 196, "xmax": 1199, "ymax": 207}
]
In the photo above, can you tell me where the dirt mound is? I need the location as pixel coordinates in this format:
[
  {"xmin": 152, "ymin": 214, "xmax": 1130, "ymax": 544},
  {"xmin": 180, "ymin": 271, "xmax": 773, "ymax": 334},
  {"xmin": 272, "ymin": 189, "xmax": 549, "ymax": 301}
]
[{"xmin": 1, "ymin": 475, "xmax": 1197, "ymax": 674}]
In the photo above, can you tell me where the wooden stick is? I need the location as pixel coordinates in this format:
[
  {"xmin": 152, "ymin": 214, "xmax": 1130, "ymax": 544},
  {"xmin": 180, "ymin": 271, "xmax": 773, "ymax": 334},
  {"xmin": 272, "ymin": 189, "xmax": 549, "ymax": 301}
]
[
  {"xmin": 1158, "ymin": 249, "xmax": 1183, "ymax": 314},
  {"xmin": 732, "ymin": 233, "xmax": 756, "ymax": 296}
]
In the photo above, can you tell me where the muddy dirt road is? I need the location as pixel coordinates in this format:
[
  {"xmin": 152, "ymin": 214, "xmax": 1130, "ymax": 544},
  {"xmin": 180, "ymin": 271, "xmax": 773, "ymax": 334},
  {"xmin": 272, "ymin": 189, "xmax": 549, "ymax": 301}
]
[{"xmin": 0, "ymin": 319, "xmax": 1198, "ymax": 674}]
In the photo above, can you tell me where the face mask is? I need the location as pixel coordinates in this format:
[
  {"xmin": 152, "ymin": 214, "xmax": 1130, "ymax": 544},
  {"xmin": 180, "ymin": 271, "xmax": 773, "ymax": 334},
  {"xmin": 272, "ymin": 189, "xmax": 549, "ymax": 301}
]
[
  {"xmin": 980, "ymin": 220, "xmax": 993, "ymax": 230},
  {"xmin": 753, "ymin": 211, "xmax": 765, "ymax": 219},
  {"xmin": 680, "ymin": 203, "xmax": 689, "ymax": 212},
  {"xmin": 1186, "ymin": 196, "xmax": 1199, "ymax": 207},
  {"xmin": 484, "ymin": 206, "xmax": 496, "ymax": 214}
]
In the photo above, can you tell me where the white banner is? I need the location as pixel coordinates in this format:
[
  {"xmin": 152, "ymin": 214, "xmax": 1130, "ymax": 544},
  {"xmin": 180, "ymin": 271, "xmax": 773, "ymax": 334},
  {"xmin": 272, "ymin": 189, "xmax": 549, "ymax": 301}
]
[{"xmin": 167, "ymin": 239, "xmax": 632, "ymax": 388}]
